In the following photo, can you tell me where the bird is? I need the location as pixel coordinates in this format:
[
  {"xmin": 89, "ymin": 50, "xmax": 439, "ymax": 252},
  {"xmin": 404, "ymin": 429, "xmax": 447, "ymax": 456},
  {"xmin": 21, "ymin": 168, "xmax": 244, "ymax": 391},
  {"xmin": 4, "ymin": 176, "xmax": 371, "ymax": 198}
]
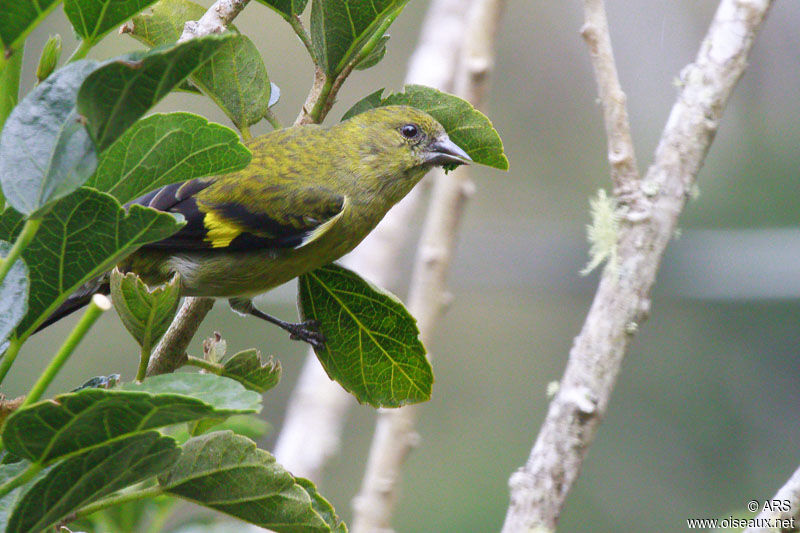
[{"xmin": 38, "ymin": 105, "xmax": 471, "ymax": 348}]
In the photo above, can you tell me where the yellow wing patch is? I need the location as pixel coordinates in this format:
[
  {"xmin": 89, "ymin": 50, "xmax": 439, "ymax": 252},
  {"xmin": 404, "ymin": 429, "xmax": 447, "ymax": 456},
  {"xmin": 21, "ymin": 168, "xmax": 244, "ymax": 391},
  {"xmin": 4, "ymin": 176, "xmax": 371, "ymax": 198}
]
[{"xmin": 203, "ymin": 211, "xmax": 243, "ymax": 248}]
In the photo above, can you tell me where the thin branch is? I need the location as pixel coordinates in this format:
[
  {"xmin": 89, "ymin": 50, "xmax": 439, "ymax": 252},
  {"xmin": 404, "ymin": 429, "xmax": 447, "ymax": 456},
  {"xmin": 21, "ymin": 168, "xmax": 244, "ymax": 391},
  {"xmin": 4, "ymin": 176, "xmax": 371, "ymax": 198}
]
[
  {"xmin": 580, "ymin": 0, "xmax": 639, "ymax": 197},
  {"xmin": 272, "ymin": 0, "xmax": 474, "ymax": 482},
  {"xmin": 743, "ymin": 465, "xmax": 800, "ymax": 532},
  {"xmin": 351, "ymin": 1, "xmax": 507, "ymax": 531},
  {"xmin": 501, "ymin": 0, "xmax": 773, "ymax": 530},
  {"xmin": 178, "ymin": 0, "xmax": 251, "ymax": 42}
]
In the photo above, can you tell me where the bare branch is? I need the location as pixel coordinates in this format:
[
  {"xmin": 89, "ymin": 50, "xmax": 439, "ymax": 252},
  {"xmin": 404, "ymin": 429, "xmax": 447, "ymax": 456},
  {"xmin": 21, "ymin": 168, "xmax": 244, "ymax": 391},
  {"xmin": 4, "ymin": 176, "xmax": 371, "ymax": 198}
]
[
  {"xmin": 580, "ymin": 0, "xmax": 639, "ymax": 197},
  {"xmin": 178, "ymin": 0, "xmax": 251, "ymax": 42},
  {"xmin": 501, "ymin": 1, "xmax": 773, "ymax": 530},
  {"xmin": 273, "ymin": 0, "xmax": 474, "ymax": 482},
  {"xmin": 351, "ymin": 1, "xmax": 507, "ymax": 531},
  {"xmin": 743, "ymin": 466, "xmax": 800, "ymax": 533}
]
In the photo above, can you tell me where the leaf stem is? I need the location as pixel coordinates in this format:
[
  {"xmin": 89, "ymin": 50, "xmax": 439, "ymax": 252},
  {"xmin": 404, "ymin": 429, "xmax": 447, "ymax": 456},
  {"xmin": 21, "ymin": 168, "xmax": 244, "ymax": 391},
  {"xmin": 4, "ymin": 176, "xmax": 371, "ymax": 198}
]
[
  {"xmin": 74, "ymin": 485, "xmax": 164, "ymax": 519},
  {"xmin": 0, "ymin": 217, "xmax": 42, "ymax": 286},
  {"xmin": 0, "ymin": 42, "xmax": 23, "ymax": 132},
  {"xmin": 21, "ymin": 294, "xmax": 111, "ymax": 408},
  {"xmin": 264, "ymin": 107, "xmax": 282, "ymax": 129},
  {"xmin": 289, "ymin": 14, "xmax": 316, "ymax": 63},
  {"xmin": 136, "ymin": 343, "xmax": 153, "ymax": 382},
  {"xmin": 0, "ymin": 462, "xmax": 42, "ymax": 501},
  {"xmin": 67, "ymin": 38, "xmax": 93, "ymax": 63},
  {"xmin": 239, "ymin": 124, "xmax": 253, "ymax": 142},
  {"xmin": 0, "ymin": 336, "xmax": 21, "ymax": 385},
  {"xmin": 184, "ymin": 355, "xmax": 223, "ymax": 374}
]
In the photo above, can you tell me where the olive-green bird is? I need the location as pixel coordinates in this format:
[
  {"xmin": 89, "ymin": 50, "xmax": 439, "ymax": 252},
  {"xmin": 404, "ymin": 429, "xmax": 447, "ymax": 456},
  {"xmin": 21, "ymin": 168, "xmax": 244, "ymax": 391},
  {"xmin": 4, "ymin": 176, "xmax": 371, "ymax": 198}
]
[{"xmin": 38, "ymin": 105, "xmax": 471, "ymax": 347}]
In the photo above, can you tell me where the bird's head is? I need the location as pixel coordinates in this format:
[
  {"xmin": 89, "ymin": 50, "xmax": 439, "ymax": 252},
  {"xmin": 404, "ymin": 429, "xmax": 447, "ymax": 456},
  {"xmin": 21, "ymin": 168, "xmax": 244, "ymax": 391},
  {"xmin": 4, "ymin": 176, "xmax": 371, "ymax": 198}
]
[{"xmin": 335, "ymin": 105, "xmax": 472, "ymax": 177}]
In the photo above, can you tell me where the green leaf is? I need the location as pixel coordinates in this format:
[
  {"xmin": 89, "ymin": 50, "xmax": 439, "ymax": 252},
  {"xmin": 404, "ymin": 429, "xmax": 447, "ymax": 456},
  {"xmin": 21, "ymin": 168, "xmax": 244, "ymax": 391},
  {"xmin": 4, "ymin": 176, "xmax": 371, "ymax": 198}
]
[
  {"xmin": 0, "ymin": 0, "xmax": 61, "ymax": 53},
  {"xmin": 295, "ymin": 478, "xmax": 347, "ymax": 533},
  {"xmin": 65, "ymin": 0, "xmax": 159, "ymax": 45},
  {"xmin": 77, "ymin": 32, "xmax": 236, "ymax": 150},
  {"xmin": 0, "ymin": 241, "xmax": 27, "ymax": 346},
  {"xmin": 255, "ymin": 0, "xmax": 308, "ymax": 20},
  {"xmin": 160, "ymin": 431, "xmax": 337, "ymax": 532},
  {"xmin": 298, "ymin": 263, "xmax": 431, "ymax": 407},
  {"xmin": 129, "ymin": 0, "xmax": 271, "ymax": 130},
  {"xmin": 310, "ymin": 0, "xmax": 408, "ymax": 76},
  {"xmin": 344, "ymin": 84, "xmax": 509, "ymax": 170},
  {"xmin": 110, "ymin": 269, "xmax": 181, "ymax": 349},
  {"xmin": 353, "ymin": 35, "xmax": 388, "ymax": 70},
  {"xmin": 6, "ymin": 433, "xmax": 179, "ymax": 533},
  {"xmin": 2, "ymin": 373, "xmax": 260, "ymax": 465},
  {"xmin": 0, "ymin": 187, "xmax": 184, "ymax": 337},
  {"xmin": 0, "ymin": 60, "xmax": 100, "ymax": 216},
  {"xmin": 88, "ymin": 112, "xmax": 251, "ymax": 204},
  {"xmin": 221, "ymin": 349, "xmax": 281, "ymax": 393}
]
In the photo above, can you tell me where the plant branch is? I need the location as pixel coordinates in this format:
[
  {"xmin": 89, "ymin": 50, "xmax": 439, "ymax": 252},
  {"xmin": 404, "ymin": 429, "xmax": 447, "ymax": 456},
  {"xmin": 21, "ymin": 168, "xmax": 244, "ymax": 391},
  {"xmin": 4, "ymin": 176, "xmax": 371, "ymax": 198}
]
[
  {"xmin": 178, "ymin": 0, "xmax": 251, "ymax": 42},
  {"xmin": 743, "ymin": 465, "xmax": 800, "ymax": 533},
  {"xmin": 272, "ymin": 0, "xmax": 474, "ymax": 481},
  {"xmin": 580, "ymin": 0, "xmax": 639, "ymax": 197},
  {"xmin": 146, "ymin": 296, "xmax": 213, "ymax": 377},
  {"xmin": 501, "ymin": 0, "xmax": 773, "ymax": 530},
  {"xmin": 351, "ymin": 1, "xmax": 506, "ymax": 531},
  {"xmin": 22, "ymin": 295, "xmax": 111, "ymax": 407}
]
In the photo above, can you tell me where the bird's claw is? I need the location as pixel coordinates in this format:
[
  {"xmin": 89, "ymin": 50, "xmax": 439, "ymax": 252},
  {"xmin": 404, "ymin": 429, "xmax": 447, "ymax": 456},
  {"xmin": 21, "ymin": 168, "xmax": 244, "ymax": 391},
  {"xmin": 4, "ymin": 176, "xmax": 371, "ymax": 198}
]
[{"xmin": 288, "ymin": 320, "xmax": 326, "ymax": 350}]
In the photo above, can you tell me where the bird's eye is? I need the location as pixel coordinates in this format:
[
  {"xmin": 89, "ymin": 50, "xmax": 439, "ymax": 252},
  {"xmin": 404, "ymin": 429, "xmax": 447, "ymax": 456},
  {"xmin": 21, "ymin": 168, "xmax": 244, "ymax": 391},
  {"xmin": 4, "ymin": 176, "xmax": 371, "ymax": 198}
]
[{"xmin": 400, "ymin": 124, "xmax": 419, "ymax": 139}]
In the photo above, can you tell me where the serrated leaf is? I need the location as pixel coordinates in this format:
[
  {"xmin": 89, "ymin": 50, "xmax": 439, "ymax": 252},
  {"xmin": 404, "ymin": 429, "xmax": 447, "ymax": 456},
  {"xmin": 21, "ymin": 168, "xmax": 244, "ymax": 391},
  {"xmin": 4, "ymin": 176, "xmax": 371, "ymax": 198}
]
[
  {"xmin": 310, "ymin": 0, "xmax": 408, "ymax": 76},
  {"xmin": 0, "ymin": 60, "xmax": 100, "ymax": 216},
  {"xmin": 6, "ymin": 433, "xmax": 179, "ymax": 533},
  {"xmin": 129, "ymin": 0, "xmax": 271, "ymax": 130},
  {"xmin": 295, "ymin": 478, "xmax": 347, "ymax": 533},
  {"xmin": 2, "ymin": 373, "xmax": 260, "ymax": 465},
  {"xmin": 0, "ymin": 187, "xmax": 184, "ymax": 337},
  {"xmin": 343, "ymin": 85, "xmax": 509, "ymax": 170},
  {"xmin": 110, "ymin": 269, "xmax": 181, "ymax": 349},
  {"xmin": 353, "ymin": 35, "xmax": 388, "ymax": 71},
  {"xmin": 298, "ymin": 263, "xmax": 431, "ymax": 407},
  {"xmin": 0, "ymin": 0, "xmax": 61, "ymax": 53},
  {"xmin": 0, "ymin": 241, "xmax": 27, "ymax": 346},
  {"xmin": 64, "ymin": 0, "xmax": 159, "ymax": 44},
  {"xmin": 221, "ymin": 349, "xmax": 281, "ymax": 393},
  {"xmin": 88, "ymin": 112, "xmax": 251, "ymax": 204},
  {"xmin": 160, "ymin": 431, "xmax": 336, "ymax": 532},
  {"xmin": 77, "ymin": 32, "xmax": 236, "ymax": 150},
  {"xmin": 255, "ymin": 0, "xmax": 308, "ymax": 20}
]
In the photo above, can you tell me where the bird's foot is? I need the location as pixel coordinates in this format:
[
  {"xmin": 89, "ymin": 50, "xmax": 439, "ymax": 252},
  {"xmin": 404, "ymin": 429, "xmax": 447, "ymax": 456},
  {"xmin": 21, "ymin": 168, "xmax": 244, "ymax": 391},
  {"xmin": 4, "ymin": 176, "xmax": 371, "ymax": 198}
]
[{"xmin": 287, "ymin": 320, "xmax": 326, "ymax": 350}]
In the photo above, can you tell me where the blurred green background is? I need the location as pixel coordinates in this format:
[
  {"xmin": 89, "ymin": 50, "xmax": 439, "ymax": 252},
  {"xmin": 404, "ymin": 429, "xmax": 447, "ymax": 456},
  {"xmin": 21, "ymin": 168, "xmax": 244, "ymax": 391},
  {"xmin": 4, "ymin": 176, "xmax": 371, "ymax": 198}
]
[{"xmin": 7, "ymin": 1, "xmax": 800, "ymax": 531}]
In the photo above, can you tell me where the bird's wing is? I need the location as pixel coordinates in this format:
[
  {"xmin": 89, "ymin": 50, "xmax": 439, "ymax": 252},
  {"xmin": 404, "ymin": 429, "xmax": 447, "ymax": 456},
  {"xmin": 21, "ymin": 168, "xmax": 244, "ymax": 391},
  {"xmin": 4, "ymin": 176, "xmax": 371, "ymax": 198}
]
[{"xmin": 130, "ymin": 177, "xmax": 347, "ymax": 251}]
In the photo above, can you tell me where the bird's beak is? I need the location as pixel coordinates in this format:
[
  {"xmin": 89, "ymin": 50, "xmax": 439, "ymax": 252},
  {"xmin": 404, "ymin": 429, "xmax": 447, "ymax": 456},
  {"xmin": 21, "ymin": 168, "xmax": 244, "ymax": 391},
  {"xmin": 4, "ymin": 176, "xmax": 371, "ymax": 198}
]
[{"xmin": 426, "ymin": 135, "xmax": 472, "ymax": 167}]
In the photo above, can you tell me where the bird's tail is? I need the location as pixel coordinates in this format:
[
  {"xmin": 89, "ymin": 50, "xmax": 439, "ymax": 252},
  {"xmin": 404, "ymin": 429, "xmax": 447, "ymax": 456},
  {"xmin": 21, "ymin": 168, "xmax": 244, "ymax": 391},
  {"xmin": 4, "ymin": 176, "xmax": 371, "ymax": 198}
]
[{"xmin": 34, "ymin": 277, "xmax": 110, "ymax": 333}]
